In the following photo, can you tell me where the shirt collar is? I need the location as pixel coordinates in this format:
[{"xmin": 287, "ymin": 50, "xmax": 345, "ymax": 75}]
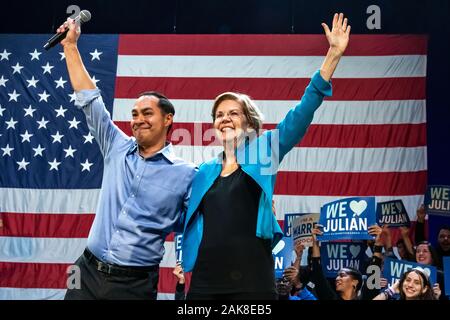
[{"xmin": 127, "ymin": 140, "xmax": 176, "ymax": 164}]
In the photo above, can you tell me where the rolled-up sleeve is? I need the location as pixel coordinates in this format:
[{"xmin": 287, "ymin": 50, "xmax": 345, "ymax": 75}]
[
  {"xmin": 75, "ymin": 88, "xmax": 127, "ymax": 157},
  {"xmin": 75, "ymin": 88, "xmax": 102, "ymax": 109}
]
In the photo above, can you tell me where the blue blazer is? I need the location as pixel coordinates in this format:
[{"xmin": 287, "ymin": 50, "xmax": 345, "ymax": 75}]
[{"xmin": 182, "ymin": 70, "xmax": 332, "ymax": 272}]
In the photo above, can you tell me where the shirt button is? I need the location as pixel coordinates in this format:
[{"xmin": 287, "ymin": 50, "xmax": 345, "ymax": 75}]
[
  {"xmin": 131, "ymin": 194, "xmax": 135, "ymax": 198},
  {"xmin": 136, "ymin": 175, "xmax": 139, "ymax": 179},
  {"xmin": 122, "ymin": 210, "xmax": 126, "ymax": 215}
]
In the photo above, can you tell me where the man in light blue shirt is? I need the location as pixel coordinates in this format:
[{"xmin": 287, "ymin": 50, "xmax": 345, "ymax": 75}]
[{"xmin": 60, "ymin": 19, "xmax": 196, "ymax": 299}]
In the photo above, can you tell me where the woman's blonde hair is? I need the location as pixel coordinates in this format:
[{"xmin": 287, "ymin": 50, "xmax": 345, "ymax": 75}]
[{"xmin": 211, "ymin": 92, "xmax": 264, "ymax": 133}]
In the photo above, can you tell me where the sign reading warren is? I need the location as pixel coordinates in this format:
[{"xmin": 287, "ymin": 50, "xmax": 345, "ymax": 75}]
[
  {"xmin": 318, "ymin": 197, "xmax": 376, "ymax": 241},
  {"xmin": 292, "ymin": 213, "xmax": 320, "ymax": 247},
  {"xmin": 320, "ymin": 241, "xmax": 367, "ymax": 278},
  {"xmin": 425, "ymin": 185, "xmax": 450, "ymax": 216},
  {"xmin": 272, "ymin": 236, "xmax": 295, "ymax": 279},
  {"xmin": 383, "ymin": 257, "xmax": 437, "ymax": 286},
  {"xmin": 376, "ymin": 199, "xmax": 410, "ymax": 227}
]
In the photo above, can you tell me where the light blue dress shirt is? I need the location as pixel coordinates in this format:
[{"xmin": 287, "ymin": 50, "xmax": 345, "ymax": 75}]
[{"xmin": 76, "ymin": 88, "xmax": 197, "ymax": 266}]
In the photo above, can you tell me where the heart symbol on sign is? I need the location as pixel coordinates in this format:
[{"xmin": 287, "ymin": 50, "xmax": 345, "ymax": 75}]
[
  {"xmin": 395, "ymin": 201, "xmax": 403, "ymax": 212},
  {"xmin": 350, "ymin": 200, "xmax": 367, "ymax": 217},
  {"xmin": 272, "ymin": 240, "xmax": 285, "ymax": 255},
  {"xmin": 349, "ymin": 245, "xmax": 361, "ymax": 258}
]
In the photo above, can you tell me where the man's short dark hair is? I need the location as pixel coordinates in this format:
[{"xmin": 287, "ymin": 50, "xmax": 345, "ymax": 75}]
[{"xmin": 138, "ymin": 91, "xmax": 175, "ymax": 132}]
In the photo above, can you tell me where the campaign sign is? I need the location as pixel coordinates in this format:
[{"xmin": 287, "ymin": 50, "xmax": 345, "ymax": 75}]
[
  {"xmin": 318, "ymin": 197, "xmax": 376, "ymax": 241},
  {"xmin": 376, "ymin": 199, "xmax": 410, "ymax": 227},
  {"xmin": 320, "ymin": 241, "xmax": 367, "ymax": 278},
  {"xmin": 292, "ymin": 213, "xmax": 320, "ymax": 247},
  {"xmin": 444, "ymin": 257, "xmax": 450, "ymax": 297},
  {"xmin": 383, "ymin": 257, "xmax": 437, "ymax": 286},
  {"xmin": 425, "ymin": 185, "xmax": 450, "ymax": 216},
  {"xmin": 175, "ymin": 233, "xmax": 183, "ymax": 263},
  {"xmin": 284, "ymin": 213, "xmax": 304, "ymax": 237},
  {"xmin": 272, "ymin": 236, "xmax": 295, "ymax": 279}
]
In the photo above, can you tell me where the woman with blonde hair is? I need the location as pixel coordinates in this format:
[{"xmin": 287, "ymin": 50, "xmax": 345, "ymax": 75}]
[{"xmin": 182, "ymin": 13, "xmax": 351, "ymax": 300}]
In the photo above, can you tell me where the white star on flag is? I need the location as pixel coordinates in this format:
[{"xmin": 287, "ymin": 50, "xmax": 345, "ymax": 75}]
[
  {"xmin": 20, "ymin": 130, "xmax": 34, "ymax": 143},
  {"xmin": 59, "ymin": 52, "xmax": 65, "ymax": 60},
  {"xmin": 17, "ymin": 158, "xmax": 30, "ymax": 171},
  {"xmin": 41, "ymin": 62, "xmax": 54, "ymax": 74},
  {"xmin": 32, "ymin": 144, "xmax": 45, "ymax": 157},
  {"xmin": 83, "ymin": 132, "xmax": 95, "ymax": 144},
  {"xmin": 63, "ymin": 145, "xmax": 77, "ymax": 158},
  {"xmin": 51, "ymin": 131, "xmax": 64, "ymax": 143},
  {"xmin": 81, "ymin": 159, "xmax": 93, "ymax": 172},
  {"xmin": 55, "ymin": 77, "xmax": 67, "ymax": 89},
  {"xmin": 68, "ymin": 92, "xmax": 77, "ymax": 102},
  {"xmin": 29, "ymin": 49, "xmax": 42, "ymax": 61},
  {"xmin": 11, "ymin": 62, "xmax": 24, "ymax": 74},
  {"xmin": 8, "ymin": 90, "xmax": 20, "ymax": 102},
  {"xmin": 0, "ymin": 105, "xmax": 5, "ymax": 116},
  {"xmin": 6, "ymin": 117, "xmax": 18, "ymax": 129},
  {"xmin": 90, "ymin": 49, "xmax": 102, "ymax": 61},
  {"xmin": 24, "ymin": 105, "xmax": 36, "ymax": 117},
  {"xmin": 91, "ymin": 75, "xmax": 100, "ymax": 85},
  {"xmin": 26, "ymin": 76, "xmax": 39, "ymax": 88},
  {"xmin": 48, "ymin": 158, "xmax": 62, "ymax": 171},
  {"xmin": 0, "ymin": 49, "xmax": 11, "ymax": 61},
  {"xmin": 38, "ymin": 90, "xmax": 50, "ymax": 102},
  {"xmin": 55, "ymin": 105, "xmax": 67, "ymax": 117},
  {"xmin": 1, "ymin": 144, "xmax": 14, "ymax": 156},
  {"xmin": 68, "ymin": 117, "xmax": 81, "ymax": 129},
  {"xmin": 37, "ymin": 117, "xmax": 49, "ymax": 129},
  {"xmin": 0, "ymin": 75, "xmax": 8, "ymax": 87}
]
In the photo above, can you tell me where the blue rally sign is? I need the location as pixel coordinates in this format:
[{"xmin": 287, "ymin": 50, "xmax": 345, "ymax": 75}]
[
  {"xmin": 376, "ymin": 199, "xmax": 410, "ymax": 227},
  {"xmin": 175, "ymin": 233, "xmax": 183, "ymax": 263},
  {"xmin": 318, "ymin": 197, "xmax": 376, "ymax": 241},
  {"xmin": 425, "ymin": 185, "xmax": 450, "ymax": 216},
  {"xmin": 272, "ymin": 236, "xmax": 295, "ymax": 279},
  {"xmin": 284, "ymin": 213, "xmax": 304, "ymax": 237},
  {"xmin": 320, "ymin": 241, "xmax": 367, "ymax": 278},
  {"xmin": 444, "ymin": 257, "xmax": 450, "ymax": 297},
  {"xmin": 383, "ymin": 257, "xmax": 437, "ymax": 286}
]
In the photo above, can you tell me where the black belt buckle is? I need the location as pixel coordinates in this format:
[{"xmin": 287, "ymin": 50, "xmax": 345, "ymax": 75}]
[
  {"xmin": 97, "ymin": 261, "xmax": 115, "ymax": 274},
  {"xmin": 84, "ymin": 248, "xmax": 156, "ymax": 277}
]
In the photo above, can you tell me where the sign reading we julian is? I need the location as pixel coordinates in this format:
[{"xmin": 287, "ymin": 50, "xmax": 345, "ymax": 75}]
[
  {"xmin": 376, "ymin": 199, "xmax": 410, "ymax": 227},
  {"xmin": 425, "ymin": 185, "xmax": 450, "ymax": 216},
  {"xmin": 320, "ymin": 241, "xmax": 367, "ymax": 277},
  {"xmin": 318, "ymin": 197, "xmax": 376, "ymax": 241}
]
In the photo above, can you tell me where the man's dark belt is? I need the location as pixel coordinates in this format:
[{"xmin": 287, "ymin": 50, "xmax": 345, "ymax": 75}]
[{"xmin": 83, "ymin": 248, "xmax": 158, "ymax": 277}]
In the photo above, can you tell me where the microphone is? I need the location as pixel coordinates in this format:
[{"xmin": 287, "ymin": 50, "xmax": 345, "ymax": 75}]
[{"xmin": 44, "ymin": 10, "xmax": 91, "ymax": 50}]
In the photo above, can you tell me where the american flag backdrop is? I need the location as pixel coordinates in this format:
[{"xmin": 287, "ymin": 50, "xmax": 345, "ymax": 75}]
[{"xmin": 0, "ymin": 34, "xmax": 427, "ymax": 299}]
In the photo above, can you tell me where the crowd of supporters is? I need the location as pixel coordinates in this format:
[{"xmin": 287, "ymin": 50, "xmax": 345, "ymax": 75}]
[{"xmin": 173, "ymin": 205, "xmax": 449, "ymax": 300}]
